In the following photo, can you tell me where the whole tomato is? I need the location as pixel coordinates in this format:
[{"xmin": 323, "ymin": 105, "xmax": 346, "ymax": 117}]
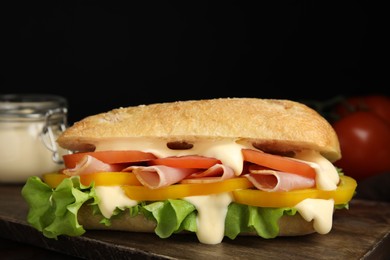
[
  {"xmin": 333, "ymin": 95, "xmax": 390, "ymax": 124},
  {"xmin": 332, "ymin": 110, "xmax": 390, "ymax": 181}
]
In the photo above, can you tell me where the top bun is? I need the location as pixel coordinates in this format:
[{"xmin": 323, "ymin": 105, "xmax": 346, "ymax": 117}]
[{"xmin": 57, "ymin": 98, "xmax": 341, "ymax": 162}]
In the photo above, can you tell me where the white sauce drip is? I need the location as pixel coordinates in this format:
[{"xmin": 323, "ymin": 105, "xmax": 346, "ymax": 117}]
[
  {"xmin": 184, "ymin": 193, "xmax": 233, "ymax": 244},
  {"xmin": 95, "ymin": 138, "xmax": 248, "ymax": 175},
  {"xmin": 293, "ymin": 150, "xmax": 339, "ymax": 190},
  {"xmin": 96, "ymin": 186, "xmax": 335, "ymax": 244},
  {"xmin": 95, "ymin": 186, "xmax": 138, "ymax": 218},
  {"xmin": 295, "ymin": 199, "xmax": 335, "ymax": 234},
  {"xmin": 95, "ymin": 138, "xmax": 339, "ymax": 191},
  {"xmin": 92, "ymin": 138, "xmax": 340, "ymax": 243}
]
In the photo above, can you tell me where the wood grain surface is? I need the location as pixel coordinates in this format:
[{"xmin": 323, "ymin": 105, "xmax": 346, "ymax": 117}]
[{"xmin": 0, "ymin": 184, "xmax": 389, "ymax": 260}]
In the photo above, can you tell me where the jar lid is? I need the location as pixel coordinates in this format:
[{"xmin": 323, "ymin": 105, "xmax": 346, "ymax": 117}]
[{"xmin": 0, "ymin": 94, "xmax": 68, "ymax": 121}]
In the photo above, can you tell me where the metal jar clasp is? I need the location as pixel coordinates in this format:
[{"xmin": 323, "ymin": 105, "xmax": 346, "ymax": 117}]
[{"xmin": 40, "ymin": 107, "xmax": 68, "ymax": 164}]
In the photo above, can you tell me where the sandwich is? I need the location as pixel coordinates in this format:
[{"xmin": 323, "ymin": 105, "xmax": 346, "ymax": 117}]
[{"xmin": 21, "ymin": 97, "xmax": 357, "ymax": 245}]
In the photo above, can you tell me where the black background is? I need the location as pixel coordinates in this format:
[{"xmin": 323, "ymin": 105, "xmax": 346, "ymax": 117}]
[{"xmin": 2, "ymin": 1, "xmax": 389, "ymax": 124}]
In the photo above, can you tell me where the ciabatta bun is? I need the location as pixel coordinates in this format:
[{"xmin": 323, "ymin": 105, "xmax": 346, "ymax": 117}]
[{"xmin": 58, "ymin": 98, "xmax": 340, "ymax": 162}]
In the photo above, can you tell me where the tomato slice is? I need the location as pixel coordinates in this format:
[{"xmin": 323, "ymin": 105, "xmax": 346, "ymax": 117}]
[
  {"xmin": 233, "ymin": 176, "xmax": 356, "ymax": 207},
  {"xmin": 43, "ymin": 172, "xmax": 142, "ymax": 188},
  {"xmin": 148, "ymin": 155, "xmax": 221, "ymax": 168},
  {"xmin": 122, "ymin": 177, "xmax": 254, "ymax": 201},
  {"xmin": 63, "ymin": 150, "xmax": 157, "ymax": 168},
  {"xmin": 242, "ymin": 149, "xmax": 316, "ymax": 179}
]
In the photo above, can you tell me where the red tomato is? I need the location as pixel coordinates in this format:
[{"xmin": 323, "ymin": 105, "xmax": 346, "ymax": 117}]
[
  {"xmin": 63, "ymin": 150, "xmax": 157, "ymax": 168},
  {"xmin": 334, "ymin": 95, "xmax": 390, "ymax": 124},
  {"xmin": 242, "ymin": 149, "xmax": 316, "ymax": 179},
  {"xmin": 332, "ymin": 111, "xmax": 390, "ymax": 181}
]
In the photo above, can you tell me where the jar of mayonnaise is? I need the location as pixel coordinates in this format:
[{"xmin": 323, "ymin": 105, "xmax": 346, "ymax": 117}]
[{"xmin": 0, "ymin": 94, "xmax": 68, "ymax": 183}]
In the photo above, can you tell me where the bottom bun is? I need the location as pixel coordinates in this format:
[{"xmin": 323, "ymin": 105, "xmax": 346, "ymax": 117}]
[
  {"xmin": 77, "ymin": 204, "xmax": 315, "ymax": 237},
  {"xmin": 277, "ymin": 214, "xmax": 315, "ymax": 236}
]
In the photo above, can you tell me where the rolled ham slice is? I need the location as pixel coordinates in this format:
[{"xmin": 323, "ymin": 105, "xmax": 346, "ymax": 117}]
[
  {"xmin": 183, "ymin": 164, "xmax": 235, "ymax": 183},
  {"xmin": 123, "ymin": 165, "xmax": 198, "ymax": 189},
  {"xmin": 245, "ymin": 169, "xmax": 315, "ymax": 192},
  {"xmin": 63, "ymin": 155, "xmax": 124, "ymax": 176}
]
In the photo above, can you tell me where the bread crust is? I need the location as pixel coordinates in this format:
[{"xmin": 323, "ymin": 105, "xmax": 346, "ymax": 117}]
[{"xmin": 57, "ymin": 98, "xmax": 340, "ymax": 162}]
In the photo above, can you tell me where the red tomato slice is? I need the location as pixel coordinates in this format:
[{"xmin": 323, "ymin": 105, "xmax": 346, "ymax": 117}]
[
  {"xmin": 63, "ymin": 150, "xmax": 157, "ymax": 168},
  {"xmin": 148, "ymin": 155, "xmax": 221, "ymax": 169},
  {"xmin": 242, "ymin": 149, "xmax": 316, "ymax": 179}
]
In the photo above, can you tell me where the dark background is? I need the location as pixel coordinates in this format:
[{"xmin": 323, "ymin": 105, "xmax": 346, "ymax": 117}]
[{"xmin": 2, "ymin": 1, "xmax": 388, "ymax": 124}]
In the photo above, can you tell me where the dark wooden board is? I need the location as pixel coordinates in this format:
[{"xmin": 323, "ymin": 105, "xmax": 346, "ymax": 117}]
[{"xmin": 0, "ymin": 184, "xmax": 389, "ymax": 260}]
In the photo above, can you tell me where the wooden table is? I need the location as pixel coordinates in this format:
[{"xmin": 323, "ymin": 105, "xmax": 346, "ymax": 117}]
[{"xmin": 0, "ymin": 184, "xmax": 389, "ymax": 259}]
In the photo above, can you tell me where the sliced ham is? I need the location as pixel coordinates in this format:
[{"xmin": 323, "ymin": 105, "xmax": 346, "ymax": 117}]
[
  {"xmin": 63, "ymin": 155, "xmax": 124, "ymax": 176},
  {"xmin": 182, "ymin": 164, "xmax": 235, "ymax": 183},
  {"xmin": 63, "ymin": 150, "xmax": 316, "ymax": 192},
  {"xmin": 123, "ymin": 165, "xmax": 198, "ymax": 189},
  {"xmin": 244, "ymin": 169, "xmax": 315, "ymax": 192}
]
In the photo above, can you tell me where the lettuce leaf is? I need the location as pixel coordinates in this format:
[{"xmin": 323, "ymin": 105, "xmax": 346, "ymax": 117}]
[
  {"xmin": 21, "ymin": 176, "xmax": 95, "ymax": 239},
  {"xmin": 143, "ymin": 199, "xmax": 197, "ymax": 238},
  {"xmin": 21, "ymin": 176, "xmax": 304, "ymax": 240},
  {"xmin": 225, "ymin": 203, "xmax": 296, "ymax": 239}
]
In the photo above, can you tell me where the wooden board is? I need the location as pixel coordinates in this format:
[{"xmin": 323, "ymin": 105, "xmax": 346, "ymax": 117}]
[{"xmin": 0, "ymin": 184, "xmax": 389, "ymax": 260}]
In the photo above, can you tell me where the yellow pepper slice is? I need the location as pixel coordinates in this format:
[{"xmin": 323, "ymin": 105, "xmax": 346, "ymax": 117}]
[
  {"xmin": 44, "ymin": 172, "xmax": 357, "ymax": 208},
  {"xmin": 43, "ymin": 173, "xmax": 68, "ymax": 188},
  {"xmin": 43, "ymin": 172, "xmax": 142, "ymax": 188},
  {"xmin": 232, "ymin": 175, "xmax": 357, "ymax": 207},
  {"xmin": 122, "ymin": 177, "xmax": 254, "ymax": 201}
]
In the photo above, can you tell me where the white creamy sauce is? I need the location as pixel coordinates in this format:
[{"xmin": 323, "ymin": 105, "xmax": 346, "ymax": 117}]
[
  {"xmin": 184, "ymin": 193, "xmax": 233, "ymax": 245},
  {"xmin": 96, "ymin": 138, "xmax": 339, "ymax": 191},
  {"xmin": 96, "ymin": 185, "xmax": 335, "ymax": 243},
  {"xmin": 293, "ymin": 150, "xmax": 339, "ymax": 190},
  {"xmin": 95, "ymin": 185, "xmax": 233, "ymax": 244},
  {"xmin": 0, "ymin": 121, "xmax": 65, "ymax": 182},
  {"xmin": 95, "ymin": 138, "xmax": 249, "ymax": 176},
  {"xmin": 95, "ymin": 186, "xmax": 138, "ymax": 218},
  {"xmin": 93, "ymin": 139, "xmax": 340, "ymax": 242},
  {"xmin": 295, "ymin": 198, "xmax": 334, "ymax": 234}
]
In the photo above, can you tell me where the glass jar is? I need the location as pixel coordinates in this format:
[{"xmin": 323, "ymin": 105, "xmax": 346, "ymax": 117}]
[{"xmin": 0, "ymin": 94, "xmax": 68, "ymax": 183}]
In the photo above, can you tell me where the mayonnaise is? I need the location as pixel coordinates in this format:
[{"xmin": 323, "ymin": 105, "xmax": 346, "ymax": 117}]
[
  {"xmin": 0, "ymin": 94, "xmax": 68, "ymax": 183},
  {"xmin": 295, "ymin": 198, "xmax": 335, "ymax": 234},
  {"xmin": 95, "ymin": 138, "xmax": 249, "ymax": 175},
  {"xmin": 95, "ymin": 186, "xmax": 138, "ymax": 218},
  {"xmin": 293, "ymin": 150, "xmax": 340, "ymax": 190},
  {"xmin": 95, "ymin": 138, "xmax": 339, "ymax": 190},
  {"xmin": 185, "ymin": 193, "xmax": 233, "ymax": 244},
  {"xmin": 91, "ymin": 139, "xmax": 340, "ymax": 243}
]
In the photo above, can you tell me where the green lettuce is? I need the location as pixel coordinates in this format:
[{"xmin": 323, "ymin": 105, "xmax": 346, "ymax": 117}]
[
  {"xmin": 21, "ymin": 176, "xmax": 300, "ymax": 240},
  {"xmin": 21, "ymin": 176, "xmax": 95, "ymax": 238},
  {"xmin": 225, "ymin": 203, "xmax": 296, "ymax": 239}
]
